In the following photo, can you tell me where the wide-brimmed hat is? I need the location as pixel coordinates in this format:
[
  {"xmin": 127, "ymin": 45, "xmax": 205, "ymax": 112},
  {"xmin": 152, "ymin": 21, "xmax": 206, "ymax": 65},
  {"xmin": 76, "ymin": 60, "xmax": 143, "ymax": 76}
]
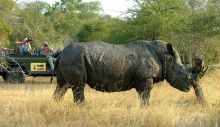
[
  {"xmin": 23, "ymin": 38, "xmax": 28, "ymax": 42},
  {"xmin": 43, "ymin": 42, "xmax": 49, "ymax": 46}
]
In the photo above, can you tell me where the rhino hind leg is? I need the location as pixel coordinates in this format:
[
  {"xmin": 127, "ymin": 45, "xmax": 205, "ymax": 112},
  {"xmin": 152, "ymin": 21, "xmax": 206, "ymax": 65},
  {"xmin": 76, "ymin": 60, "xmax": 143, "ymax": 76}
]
[
  {"xmin": 135, "ymin": 78, "xmax": 153, "ymax": 106},
  {"xmin": 53, "ymin": 85, "xmax": 68, "ymax": 102},
  {"xmin": 72, "ymin": 83, "xmax": 86, "ymax": 104},
  {"xmin": 53, "ymin": 70, "xmax": 68, "ymax": 102}
]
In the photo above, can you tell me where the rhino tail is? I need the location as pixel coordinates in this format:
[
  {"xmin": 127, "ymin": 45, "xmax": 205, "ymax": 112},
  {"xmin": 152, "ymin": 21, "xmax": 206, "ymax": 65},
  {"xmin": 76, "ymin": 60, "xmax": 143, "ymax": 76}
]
[{"xmin": 50, "ymin": 56, "xmax": 61, "ymax": 84}]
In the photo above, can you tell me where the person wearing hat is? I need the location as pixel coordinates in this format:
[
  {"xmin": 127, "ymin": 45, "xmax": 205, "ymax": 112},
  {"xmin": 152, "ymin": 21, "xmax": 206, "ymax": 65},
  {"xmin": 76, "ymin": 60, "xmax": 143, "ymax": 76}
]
[
  {"xmin": 16, "ymin": 37, "xmax": 32, "ymax": 55},
  {"xmin": 40, "ymin": 42, "xmax": 55, "ymax": 55},
  {"xmin": 40, "ymin": 42, "xmax": 55, "ymax": 72}
]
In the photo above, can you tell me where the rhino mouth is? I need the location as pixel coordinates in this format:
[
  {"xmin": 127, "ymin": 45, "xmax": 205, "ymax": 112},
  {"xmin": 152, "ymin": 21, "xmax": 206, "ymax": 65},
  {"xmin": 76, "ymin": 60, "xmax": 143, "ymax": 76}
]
[{"xmin": 182, "ymin": 86, "xmax": 191, "ymax": 92}]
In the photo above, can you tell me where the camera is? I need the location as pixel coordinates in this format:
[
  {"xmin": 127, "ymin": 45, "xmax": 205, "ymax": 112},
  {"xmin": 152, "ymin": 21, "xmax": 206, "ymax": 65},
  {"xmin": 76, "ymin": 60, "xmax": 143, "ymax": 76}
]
[{"xmin": 26, "ymin": 37, "xmax": 32, "ymax": 42}]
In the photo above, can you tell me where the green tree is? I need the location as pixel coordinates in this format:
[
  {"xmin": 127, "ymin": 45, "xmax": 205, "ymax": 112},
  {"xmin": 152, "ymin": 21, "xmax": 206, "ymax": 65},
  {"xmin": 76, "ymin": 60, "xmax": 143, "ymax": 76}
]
[
  {"xmin": 0, "ymin": 0, "xmax": 14, "ymax": 46},
  {"xmin": 76, "ymin": 15, "xmax": 114, "ymax": 42},
  {"xmin": 122, "ymin": 0, "xmax": 220, "ymax": 64},
  {"xmin": 2, "ymin": 0, "xmax": 219, "ymax": 65},
  {"xmin": 46, "ymin": 0, "xmax": 102, "ymax": 43},
  {"xmin": 8, "ymin": 1, "xmax": 57, "ymax": 47}
]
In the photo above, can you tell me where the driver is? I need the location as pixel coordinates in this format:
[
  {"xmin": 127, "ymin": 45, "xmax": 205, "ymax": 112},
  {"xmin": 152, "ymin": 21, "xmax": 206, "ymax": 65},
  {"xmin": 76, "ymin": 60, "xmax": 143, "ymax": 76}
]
[{"xmin": 16, "ymin": 37, "xmax": 32, "ymax": 55}]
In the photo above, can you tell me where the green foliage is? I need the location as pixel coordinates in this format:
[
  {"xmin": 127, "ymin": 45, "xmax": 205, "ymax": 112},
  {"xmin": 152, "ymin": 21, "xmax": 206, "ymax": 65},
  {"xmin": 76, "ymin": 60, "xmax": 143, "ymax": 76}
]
[
  {"xmin": 0, "ymin": 0, "xmax": 14, "ymax": 46},
  {"xmin": 77, "ymin": 21, "xmax": 106, "ymax": 42},
  {"xmin": 1, "ymin": 0, "xmax": 219, "ymax": 65},
  {"xmin": 123, "ymin": 0, "xmax": 220, "ymax": 64}
]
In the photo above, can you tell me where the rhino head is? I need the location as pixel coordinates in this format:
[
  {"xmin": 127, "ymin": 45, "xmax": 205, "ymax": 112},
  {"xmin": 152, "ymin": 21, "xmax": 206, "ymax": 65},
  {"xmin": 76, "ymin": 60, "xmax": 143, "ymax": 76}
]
[
  {"xmin": 162, "ymin": 44, "xmax": 208, "ymax": 92},
  {"xmin": 163, "ymin": 43, "xmax": 193, "ymax": 92}
]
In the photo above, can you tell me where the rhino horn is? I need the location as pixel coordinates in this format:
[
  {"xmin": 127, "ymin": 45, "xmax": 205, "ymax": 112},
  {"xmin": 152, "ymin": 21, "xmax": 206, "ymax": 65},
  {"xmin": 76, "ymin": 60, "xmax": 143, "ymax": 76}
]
[
  {"xmin": 193, "ymin": 66, "xmax": 209, "ymax": 81},
  {"xmin": 187, "ymin": 57, "xmax": 208, "ymax": 81}
]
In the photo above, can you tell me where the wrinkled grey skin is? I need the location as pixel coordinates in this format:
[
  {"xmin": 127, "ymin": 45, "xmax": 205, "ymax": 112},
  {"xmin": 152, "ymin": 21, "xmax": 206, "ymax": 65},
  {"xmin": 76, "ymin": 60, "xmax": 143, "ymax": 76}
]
[{"xmin": 53, "ymin": 40, "xmax": 193, "ymax": 105}]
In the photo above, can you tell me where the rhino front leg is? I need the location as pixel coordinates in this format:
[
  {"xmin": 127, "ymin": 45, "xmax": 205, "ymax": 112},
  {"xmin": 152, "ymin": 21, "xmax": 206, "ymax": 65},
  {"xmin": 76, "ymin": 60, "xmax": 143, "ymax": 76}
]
[
  {"xmin": 135, "ymin": 78, "xmax": 153, "ymax": 106},
  {"xmin": 192, "ymin": 81, "xmax": 206, "ymax": 106},
  {"xmin": 72, "ymin": 83, "xmax": 85, "ymax": 104}
]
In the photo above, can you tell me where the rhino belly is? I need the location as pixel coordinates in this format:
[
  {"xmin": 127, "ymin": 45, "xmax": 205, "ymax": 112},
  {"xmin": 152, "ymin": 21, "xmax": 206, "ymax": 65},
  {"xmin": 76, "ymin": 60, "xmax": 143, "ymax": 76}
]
[
  {"xmin": 86, "ymin": 65, "xmax": 134, "ymax": 92},
  {"xmin": 87, "ymin": 78, "xmax": 134, "ymax": 92}
]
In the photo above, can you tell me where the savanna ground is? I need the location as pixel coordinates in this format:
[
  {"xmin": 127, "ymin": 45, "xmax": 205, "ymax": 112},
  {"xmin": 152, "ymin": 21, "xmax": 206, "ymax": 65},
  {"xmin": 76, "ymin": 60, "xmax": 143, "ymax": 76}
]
[{"xmin": 0, "ymin": 69, "xmax": 219, "ymax": 127}]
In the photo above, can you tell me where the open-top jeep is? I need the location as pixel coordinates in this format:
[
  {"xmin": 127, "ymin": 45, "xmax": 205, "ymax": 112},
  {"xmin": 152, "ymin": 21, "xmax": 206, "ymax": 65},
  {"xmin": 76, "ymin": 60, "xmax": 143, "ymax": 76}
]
[{"xmin": 0, "ymin": 48, "xmax": 59, "ymax": 84}]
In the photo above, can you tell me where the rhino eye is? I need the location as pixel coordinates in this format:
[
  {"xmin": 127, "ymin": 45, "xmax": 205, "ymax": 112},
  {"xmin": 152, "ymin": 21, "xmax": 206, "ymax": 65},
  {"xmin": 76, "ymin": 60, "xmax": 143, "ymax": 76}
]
[{"xmin": 166, "ymin": 56, "xmax": 173, "ymax": 63}]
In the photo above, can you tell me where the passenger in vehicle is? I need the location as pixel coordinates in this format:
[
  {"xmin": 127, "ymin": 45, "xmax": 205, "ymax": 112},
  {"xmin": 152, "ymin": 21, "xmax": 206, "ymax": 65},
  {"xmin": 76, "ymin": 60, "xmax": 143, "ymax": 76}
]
[
  {"xmin": 40, "ymin": 42, "xmax": 55, "ymax": 55},
  {"xmin": 16, "ymin": 37, "xmax": 32, "ymax": 55},
  {"xmin": 40, "ymin": 42, "xmax": 55, "ymax": 72}
]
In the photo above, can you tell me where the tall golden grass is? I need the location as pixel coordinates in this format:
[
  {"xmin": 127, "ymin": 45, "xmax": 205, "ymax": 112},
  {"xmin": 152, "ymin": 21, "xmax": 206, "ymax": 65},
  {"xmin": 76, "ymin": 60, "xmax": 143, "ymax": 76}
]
[{"xmin": 0, "ymin": 70, "xmax": 219, "ymax": 127}]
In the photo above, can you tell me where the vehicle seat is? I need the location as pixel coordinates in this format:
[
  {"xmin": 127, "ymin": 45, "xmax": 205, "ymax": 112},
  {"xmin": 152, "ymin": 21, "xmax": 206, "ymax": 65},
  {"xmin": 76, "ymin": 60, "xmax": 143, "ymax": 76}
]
[
  {"xmin": 14, "ymin": 46, "xmax": 20, "ymax": 54},
  {"xmin": 34, "ymin": 48, "xmax": 42, "ymax": 55}
]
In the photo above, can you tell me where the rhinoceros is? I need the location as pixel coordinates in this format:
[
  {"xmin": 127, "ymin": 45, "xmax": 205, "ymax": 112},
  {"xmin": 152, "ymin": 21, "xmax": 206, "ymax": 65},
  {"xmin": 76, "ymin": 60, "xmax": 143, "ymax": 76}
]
[{"xmin": 53, "ymin": 40, "xmax": 205, "ymax": 105}]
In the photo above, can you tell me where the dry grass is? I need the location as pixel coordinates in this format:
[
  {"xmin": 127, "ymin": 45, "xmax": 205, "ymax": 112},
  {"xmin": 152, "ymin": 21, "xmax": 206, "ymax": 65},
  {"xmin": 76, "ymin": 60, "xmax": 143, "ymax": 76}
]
[{"xmin": 0, "ymin": 70, "xmax": 219, "ymax": 127}]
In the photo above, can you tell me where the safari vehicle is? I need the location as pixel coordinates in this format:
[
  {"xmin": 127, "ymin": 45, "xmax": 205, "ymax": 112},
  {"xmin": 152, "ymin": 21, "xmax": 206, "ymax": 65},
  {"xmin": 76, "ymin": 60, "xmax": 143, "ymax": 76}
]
[{"xmin": 0, "ymin": 48, "xmax": 59, "ymax": 84}]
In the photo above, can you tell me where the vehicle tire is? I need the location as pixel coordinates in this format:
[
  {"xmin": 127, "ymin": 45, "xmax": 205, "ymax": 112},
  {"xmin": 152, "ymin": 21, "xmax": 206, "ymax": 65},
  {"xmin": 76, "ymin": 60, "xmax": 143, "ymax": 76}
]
[{"xmin": 4, "ymin": 69, "xmax": 25, "ymax": 84}]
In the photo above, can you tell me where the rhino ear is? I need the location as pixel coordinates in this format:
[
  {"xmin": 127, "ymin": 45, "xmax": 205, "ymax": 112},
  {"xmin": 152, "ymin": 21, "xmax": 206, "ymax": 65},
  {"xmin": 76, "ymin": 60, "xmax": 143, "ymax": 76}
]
[{"xmin": 167, "ymin": 43, "xmax": 175, "ymax": 56}]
